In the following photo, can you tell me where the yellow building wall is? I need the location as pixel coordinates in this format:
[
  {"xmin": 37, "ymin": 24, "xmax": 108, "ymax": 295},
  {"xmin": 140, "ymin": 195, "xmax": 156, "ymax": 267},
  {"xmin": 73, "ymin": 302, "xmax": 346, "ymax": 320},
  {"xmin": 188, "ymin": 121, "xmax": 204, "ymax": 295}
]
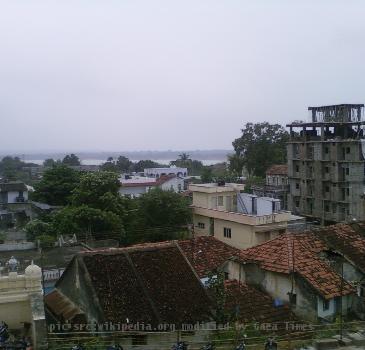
[
  {"xmin": 213, "ymin": 219, "xmax": 255, "ymax": 249},
  {"xmin": 0, "ymin": 300, "xmax": 32, "ymax": 329}
]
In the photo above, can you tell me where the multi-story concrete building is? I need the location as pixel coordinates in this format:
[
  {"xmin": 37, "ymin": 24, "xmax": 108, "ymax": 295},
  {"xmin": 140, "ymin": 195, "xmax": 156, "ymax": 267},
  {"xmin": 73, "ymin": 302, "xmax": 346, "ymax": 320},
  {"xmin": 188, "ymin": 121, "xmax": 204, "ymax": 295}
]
[
  {"xmin": 189, "ymin": 182, "xmax": 292, "ymax": 249},
  {"xmin": 287, "ymin": 104, "xmax": 365, "ymax": 224}
]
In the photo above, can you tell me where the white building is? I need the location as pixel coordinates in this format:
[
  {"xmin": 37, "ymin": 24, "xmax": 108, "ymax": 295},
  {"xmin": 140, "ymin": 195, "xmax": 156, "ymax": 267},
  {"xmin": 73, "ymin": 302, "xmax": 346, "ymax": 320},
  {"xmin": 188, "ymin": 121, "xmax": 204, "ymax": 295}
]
[
  {"xmin": 0, "ymin": 261, "xmax": 46, "ymax": 349},
  {"xmin": 119, "ymin": 174, "xmax": 185, "ymax": 198},
  {"xmin": 0, "ymin": 182, "xmax": 28, "ymax": 204},
  {"xmin": 144, "ymin": 166, "xmax": 188, "ymax": 178}
]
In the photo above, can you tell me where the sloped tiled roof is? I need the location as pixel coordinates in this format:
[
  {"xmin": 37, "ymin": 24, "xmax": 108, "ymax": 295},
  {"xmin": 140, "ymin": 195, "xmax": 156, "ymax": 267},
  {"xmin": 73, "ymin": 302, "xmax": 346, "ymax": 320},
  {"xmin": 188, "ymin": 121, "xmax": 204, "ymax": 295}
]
[
  {"xmin": 266, "ymin": 165, "xmax": 288, "ymax": 176},
  {"xmin": 224, "ymin": 280, "xmax": 297, "ymax": 324},
  {"xmin": 178, "ymin": 236, "xmax": 240, "ymax": 278},
  {"xmin": 313, "ymin": 223, "xmax": 365, "ymax": 273},
  {"xmin": 237, "ymin": 233, "xmax": 355, "ymax": 299},
  {"xmin": 80, "ymin": 242, "xmax": 213, "ymax": 326}
]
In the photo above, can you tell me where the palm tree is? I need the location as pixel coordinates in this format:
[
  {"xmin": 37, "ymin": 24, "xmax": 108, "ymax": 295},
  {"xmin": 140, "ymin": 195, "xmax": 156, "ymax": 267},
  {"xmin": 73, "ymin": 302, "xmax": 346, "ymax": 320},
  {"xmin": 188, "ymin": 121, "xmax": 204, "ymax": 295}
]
[{"xmin": 178, "ymin": 153, "xmax": 190, "ymax": 161}]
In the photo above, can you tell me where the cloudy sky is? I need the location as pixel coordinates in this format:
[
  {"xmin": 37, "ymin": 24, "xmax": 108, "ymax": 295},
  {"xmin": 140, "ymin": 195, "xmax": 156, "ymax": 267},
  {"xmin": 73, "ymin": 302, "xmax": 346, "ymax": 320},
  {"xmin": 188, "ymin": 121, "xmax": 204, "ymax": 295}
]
[{"xmin": 1, "ymin": 0, "xmax": 364, "ymax": 152}]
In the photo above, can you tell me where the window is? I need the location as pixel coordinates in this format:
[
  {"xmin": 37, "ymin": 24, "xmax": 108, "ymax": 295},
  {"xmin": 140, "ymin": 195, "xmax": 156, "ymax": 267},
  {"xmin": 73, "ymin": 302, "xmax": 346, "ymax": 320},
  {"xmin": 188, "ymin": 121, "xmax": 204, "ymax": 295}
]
[
  {"xmin": 218, "ymin": 196, "xmax": 224, "ymax": 206},
  {"xmin": 346, "ymin": 168, "xmax": 350, "ymax": 175},
  {"xmin": 346, "ymin": 147, "xmax": 350, "ymax": 154},
  {"xmin": 223, "ymin": 227, "xmax": 232, "ymax": 238},
  {"xmin": 346, "ymin": 188, "xmax": 350, "ymax": 196},
  {"xmin": 325, "ymin": 204, "xmax": 330, "ymax": 212},
  {"xmin": 295, "ymin": 183, "xmax": 300, "ymax": 190},
  {"xmin": 332, "ymin": 203, "xmax": 337, "ymax": 213},
  {"xmin": 325, "ymin": 147, "xmax": 329, "ymax": 154},
  {"xmin": 325, "ymin": 186, "xmax": 329, "ymax": 192},
  {"xmin": 323, "ymin": 299, "xmax": 330, "ymax": 311},
  {"xmin": 295, "ymin": 200, "xmax": 300, "ymax": 207},
  {"xmin": 325, "ymin": 167, "xmax": 329, "ymax": 173},
  {"xmin": 197, "ymin": 222, "xmax": 205, "ymax": 229},
  {"xmin": 295, "ymin": 165, "xmax": 299, "ymax": 172}
]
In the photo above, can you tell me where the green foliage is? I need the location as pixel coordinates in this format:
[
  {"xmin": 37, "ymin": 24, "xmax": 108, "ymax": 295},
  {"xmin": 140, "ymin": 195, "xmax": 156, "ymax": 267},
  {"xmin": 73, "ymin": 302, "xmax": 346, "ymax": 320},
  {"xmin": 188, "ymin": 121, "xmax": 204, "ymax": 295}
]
[
  {"xmin": 62, "ymin": 153, "xmax": 81, "ymax": 166},
  {"xmin": 0, "ymin": 156, "xmax": 37, "ymax": 182},
  {"xmin": 123, "ymin": 188, "xmax": 191, "ymax": 245},
  {"xmin": 231, "ymin": 122, "xmax": 289, "ymax": 177},
  {"xmin": 243, "ymin": 176, "xmax": 265, "ymax": 193},
  {"xmin": 31, "ymin": 165, "xmax": 81, "ymax": 205},
  {"xmin": 43, "ymin": 158, "xmax": 60, "ymax": 167},
  {"xmin": 25, "ymin": 219, "xmax": 52, "ymax": 240},
  {"xmin": 170, "ymin": 156, "xmax": 204, "ymax": 176},
  {"xmin": 37, "ymin": 234, "xmax": 55, "ymax": 248},
  {"xmin": 52, "ymin": 205, "xmax": 124, "ymax": 239},
  {"xmin": 207, "ymin": 270, "xmax": 227, "ymax": 323},
  {"xmin": 71, "ymin": 172, "xmax": 121, "ymax": 209},
  {"xmin": 131, "ymin": 159, "xmax": 166, "ymax": 172},
  {"xmin": 201, "ymin": 167, "xmax": 214, "ymax": 183},
  {"xmin": 116, "ymin": 156, "xmax": 133, "ymax": 172}
]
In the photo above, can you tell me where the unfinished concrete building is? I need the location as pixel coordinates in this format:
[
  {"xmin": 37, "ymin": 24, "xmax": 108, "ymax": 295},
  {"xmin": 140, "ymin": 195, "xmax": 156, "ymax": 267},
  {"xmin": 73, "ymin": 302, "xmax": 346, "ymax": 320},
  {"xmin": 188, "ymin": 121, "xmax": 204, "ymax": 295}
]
[{"xmin": 287, "ymin": 104, "xmax": 365, "ymax": 224}]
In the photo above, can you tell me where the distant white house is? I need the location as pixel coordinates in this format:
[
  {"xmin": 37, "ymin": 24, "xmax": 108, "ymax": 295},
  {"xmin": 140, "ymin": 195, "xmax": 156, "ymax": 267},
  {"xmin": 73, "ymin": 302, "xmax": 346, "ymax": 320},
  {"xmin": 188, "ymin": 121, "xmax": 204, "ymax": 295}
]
[
  {"xmin": 119, "ymin": 174, "xmax": 185, "ymax": 198},
  {"xmin": 0, "ymin": 181, "xmax": 28, "ymax": 204},
  {"xmin": 144, "ymin": 166, "xmax": 188, "ymax": 178}
]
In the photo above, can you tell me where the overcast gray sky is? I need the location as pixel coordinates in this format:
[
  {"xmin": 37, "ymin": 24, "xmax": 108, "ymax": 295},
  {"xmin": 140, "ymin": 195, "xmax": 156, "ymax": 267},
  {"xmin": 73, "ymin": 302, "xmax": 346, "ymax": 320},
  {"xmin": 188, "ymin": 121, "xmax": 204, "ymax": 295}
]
[{"xmin": 1, "ymin": 0, "xmax": 364, "ymax": 152}]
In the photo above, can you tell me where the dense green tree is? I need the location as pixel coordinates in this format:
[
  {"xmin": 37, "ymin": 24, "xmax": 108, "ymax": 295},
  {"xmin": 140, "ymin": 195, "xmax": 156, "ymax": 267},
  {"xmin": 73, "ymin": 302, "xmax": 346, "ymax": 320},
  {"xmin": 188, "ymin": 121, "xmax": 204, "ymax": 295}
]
[
  {"xmin": 170, "ymin": 158, "xmax": 204, "ymax": 176},
  {"xmin": 131, "ymin": 160, "xmax": 165, "ymax": 172},
  {"xmin": 231, "ymin": 122, "xmax": 289, "ymax": 177},
  {"xmin": 52, "ymin": 205, "xmax": 124, "ymax": 239},
  {"xmin": 100, "ymin": 158, "xmax": 118, "ymax": 172},
  {"xmin": 71, "ymin": 172, "xmax": 121, "ymax": 209},
  {"xmin": 43, "ymin": 158, "xmax": 59, "ymax": 167},
  {"xmin": 25, "ymin": 219, "xmax": 52, "ymax": 241},
  {"xmin": 31, "ymin": 165, "xmax": 81, "ymax": 205},
  {"xmin": 200, "ymin": 167, "xmax": 214, "ymax": 183},
  {"xmin": 0, "ymin": 156, "xmax": 37, "ymax": 181},
  {"xmin": 178, "ymin": 153, "xmax": 190, "ymax": 161},
  {"xmin": 62, "ymin": 153, "xmax": 81, "ymax": 166},
  {"xmin": 123, "ymin": 188, "xmax": 191, "ymax": 245},
  {"xmin": 116, "ymin": 156, "xmax": 133, "ymax": 172}
]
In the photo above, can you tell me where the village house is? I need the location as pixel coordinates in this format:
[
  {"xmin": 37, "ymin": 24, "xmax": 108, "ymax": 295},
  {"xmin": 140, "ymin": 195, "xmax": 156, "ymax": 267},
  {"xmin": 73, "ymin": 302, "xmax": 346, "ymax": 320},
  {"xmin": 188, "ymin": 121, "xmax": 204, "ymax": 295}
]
[
  {"xmin": 178, "ymin": 236, "xmax": 298, "ymax": 329},
  {"xmin": 189, "ymin": 182, "xmax": 293, "ymax": 249},
  {"xmin": 0, "ymin": 181, "xmax": 28, "ymax": 204},
  {"xmin": 223, "ymin": 231, "xmax": 357, "ymax": 322},
  {"xmin": 119, "ymin": 174, "xmax": 185, "ymax": 198},
  {"xmin": 45, "ymin": 242, "xmax": 214, "ymax": 348},
  {"xmin": 46, "ymin": 236, "xmax": 301, "ymax": 346},
  {"xmin": 0, "ymin": 260, "xmax": 46, "ymax": 349}
]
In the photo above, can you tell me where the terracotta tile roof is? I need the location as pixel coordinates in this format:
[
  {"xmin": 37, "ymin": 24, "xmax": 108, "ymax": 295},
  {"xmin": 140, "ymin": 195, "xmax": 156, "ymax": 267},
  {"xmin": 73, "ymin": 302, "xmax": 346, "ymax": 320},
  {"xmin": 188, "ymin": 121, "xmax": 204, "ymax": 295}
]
[
  {"xmin": 80, "ymin": 242, "xmax": 213, "ymax": 326},
  {"xmin": 178, "ymin": 236, "xmax": 240, "ymax": 278},
  {"xmin": 237, "ymin": 233, "xmax": 355, "ymax": 299},
  {"xmin": 312, "ymin": 223, "xmax": 365, "ymax": 273},
  {"xmin": 224, "ymin": 280, "xmax": 298, "ymax": 325},
  {"xmin": 266, "ymin": 165, "xmax": 288, "ymax": 176}
]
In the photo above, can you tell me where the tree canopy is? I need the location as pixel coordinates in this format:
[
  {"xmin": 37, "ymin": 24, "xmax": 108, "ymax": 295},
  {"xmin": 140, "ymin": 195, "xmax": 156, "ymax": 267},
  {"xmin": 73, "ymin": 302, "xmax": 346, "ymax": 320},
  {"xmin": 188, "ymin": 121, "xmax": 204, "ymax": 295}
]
[
  {"xmin": 230, "ymin": 122, "xmax": 289, "ymax": 178},
  {"xmin": 31, "ymin": 164, "xmax": 81, "ymax": 205},
  {"xmin": 62, "ymin": 153, "xmax": 81, "ymax": 166}
]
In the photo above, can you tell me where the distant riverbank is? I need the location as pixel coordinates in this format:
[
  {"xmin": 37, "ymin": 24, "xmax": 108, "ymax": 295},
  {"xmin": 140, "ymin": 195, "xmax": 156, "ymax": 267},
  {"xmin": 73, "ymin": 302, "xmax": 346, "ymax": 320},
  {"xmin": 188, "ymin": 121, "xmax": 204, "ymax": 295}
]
[{"xmin": 27, "ymin": 159, "xmax": 225, "ymax": 166}]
